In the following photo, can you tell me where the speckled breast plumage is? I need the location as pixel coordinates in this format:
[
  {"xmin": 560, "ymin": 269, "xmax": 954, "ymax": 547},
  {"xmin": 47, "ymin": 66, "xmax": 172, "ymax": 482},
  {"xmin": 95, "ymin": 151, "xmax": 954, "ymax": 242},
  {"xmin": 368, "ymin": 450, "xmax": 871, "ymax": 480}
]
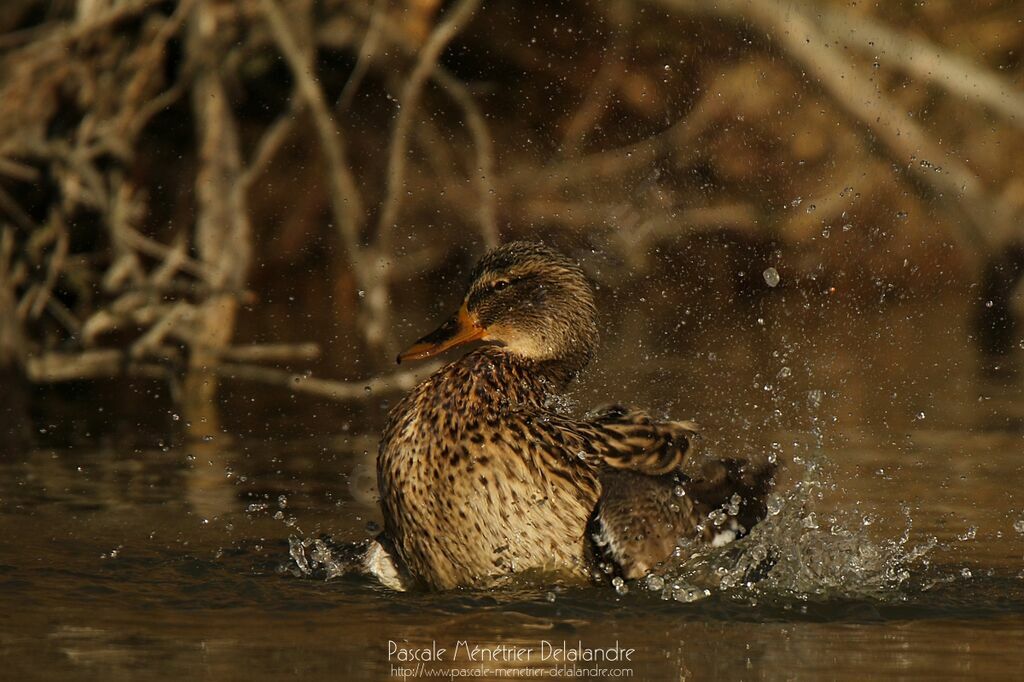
[{"xmin": 378, "ymin": 347, "xmax": 600, "ymax": 590}]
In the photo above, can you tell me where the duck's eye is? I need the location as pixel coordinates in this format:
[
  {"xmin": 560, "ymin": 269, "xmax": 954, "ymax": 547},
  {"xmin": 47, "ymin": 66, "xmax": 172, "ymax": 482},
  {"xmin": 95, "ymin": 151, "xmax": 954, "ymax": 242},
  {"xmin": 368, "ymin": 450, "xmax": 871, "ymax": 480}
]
[{"xmin": 492, "ymin": 280, "xmax": 510, "ymax": 291}]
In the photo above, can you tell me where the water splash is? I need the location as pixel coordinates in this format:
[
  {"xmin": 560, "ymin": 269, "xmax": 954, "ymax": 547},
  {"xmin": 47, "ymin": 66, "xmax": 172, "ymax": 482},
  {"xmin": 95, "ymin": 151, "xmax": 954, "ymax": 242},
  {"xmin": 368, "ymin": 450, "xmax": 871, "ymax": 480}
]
[
  {"xmin": 645, "ymin": 397, "xmax": 937, "ymax": 603},
  {"xmin": 288, "ymin": 535, "xmax": 352, "ymax": 580},
  {"xmin": 649, "ymin": 480, "xmax": 937, "ymax": 603}
]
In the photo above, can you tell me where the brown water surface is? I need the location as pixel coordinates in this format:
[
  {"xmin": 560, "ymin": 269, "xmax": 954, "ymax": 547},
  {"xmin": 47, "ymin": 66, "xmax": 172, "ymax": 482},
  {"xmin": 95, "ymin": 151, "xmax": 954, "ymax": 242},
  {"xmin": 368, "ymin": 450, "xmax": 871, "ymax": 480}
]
[{"xmin": 3, "ymin": 292, "xmax": 1024, "ymax": 680}]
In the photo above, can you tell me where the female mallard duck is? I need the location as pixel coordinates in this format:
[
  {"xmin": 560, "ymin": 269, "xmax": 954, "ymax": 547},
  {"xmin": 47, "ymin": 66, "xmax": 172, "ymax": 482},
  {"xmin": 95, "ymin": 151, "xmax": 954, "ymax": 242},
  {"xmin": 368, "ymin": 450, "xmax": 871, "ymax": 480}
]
[{"xmin": 360, "ymin": 242, "xmax": 774, "ymax": 591}]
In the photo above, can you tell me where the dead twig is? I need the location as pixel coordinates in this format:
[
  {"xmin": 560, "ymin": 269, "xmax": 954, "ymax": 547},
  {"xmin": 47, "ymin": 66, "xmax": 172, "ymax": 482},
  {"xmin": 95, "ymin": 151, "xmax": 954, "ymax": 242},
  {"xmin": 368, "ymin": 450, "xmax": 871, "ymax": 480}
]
[
  {"xmin": 364, "ymin": 0, "xmax": 482, "ymax": 351},
  {"xmin": 240, "ymin": 92, "xmax": 304, "ymax": 193},
  {"xmin": 0, "ymin": 184, "xmax": 39, "ymax": 232},
  {"xmin": 505, "ymin": 90, "xmax": 722, "ymax": 192},
  {"xmin": 337, "ymin": 0, "xmax": 387, "ymax": 111},
  {"xmin": 213, "ymin": 343, "xmax": 321, "ymax": 363},
  {"xmin": 211, "ymin": 361, "xmax": 443, "ymax": 401},
  {"xmin": 0, "ymin": 157, "xmax": 40, "ymax": 183},
  {"xmin": 375, "ymin": 0, "xmax": 482, "ymax": 250},
  {"xmin": 129, "ymin": 301, "xmax": 194, "ymax": 358},
  {"xmin": 433, "ymin": 71, "xmax": 499, "ymax": 249},
  {"xmin": 25, "ymin": 347, "xmax": 437, "ymax": 403},
  {"xmin": 27, "ymin": 211, "xmax": 68, "ymax": 319},
  {"xmin": 559, "ymin": 0, "xmax": 634, "ymax": 155},
  {"xmin": 118, "ymin": 225, "xmax": 211, "ymax": 282},
  {"xmin": 334, "ymin": 4, "xmax": 501, "ymax": 252},
  {"xmin": 259, "ymin": 0, "xmax": 366, "ymax": 282},
  {"xmin": 25, "ymin": 348, "xmax": 171, "ymax": 382}
]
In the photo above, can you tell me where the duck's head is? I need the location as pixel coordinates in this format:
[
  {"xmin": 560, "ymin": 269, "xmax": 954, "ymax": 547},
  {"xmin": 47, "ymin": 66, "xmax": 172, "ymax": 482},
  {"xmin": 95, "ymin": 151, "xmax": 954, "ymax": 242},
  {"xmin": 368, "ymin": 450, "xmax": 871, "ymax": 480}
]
[{"xmin": 397, "ymin": 242, "xmax": 599, "ymax": 375}]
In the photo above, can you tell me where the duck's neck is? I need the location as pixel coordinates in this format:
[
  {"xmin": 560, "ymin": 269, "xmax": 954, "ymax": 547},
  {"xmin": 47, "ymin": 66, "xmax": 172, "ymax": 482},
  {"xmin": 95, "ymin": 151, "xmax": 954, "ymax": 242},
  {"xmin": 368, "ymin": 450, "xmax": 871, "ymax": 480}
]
[
  {"xmin": 534, "ymin": 353, "xmax": 588, "ymax": 392},
  {"xmin": 476, "ymin": 345, "xmax": 589, "ymax": 396}
]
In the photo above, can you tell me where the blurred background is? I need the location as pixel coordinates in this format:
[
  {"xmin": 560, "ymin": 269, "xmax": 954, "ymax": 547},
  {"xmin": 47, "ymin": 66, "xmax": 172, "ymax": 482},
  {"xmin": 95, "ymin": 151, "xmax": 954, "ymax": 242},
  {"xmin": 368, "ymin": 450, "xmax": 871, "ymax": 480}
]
[
  {"xmin": 3, "ymin": 2, "xmax": 1024, "ymax": 679},
  {"xmin": 1, "ymin": 0, "xmax": 1022, "ymax": 447}
]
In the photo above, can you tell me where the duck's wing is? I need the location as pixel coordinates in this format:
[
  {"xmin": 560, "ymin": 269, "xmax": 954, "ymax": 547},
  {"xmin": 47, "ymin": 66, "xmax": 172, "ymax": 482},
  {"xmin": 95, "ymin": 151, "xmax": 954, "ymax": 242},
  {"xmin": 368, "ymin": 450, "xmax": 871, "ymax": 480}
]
[
  {"xmin": 542, "ymin": 405, "xmax": 774, "ymax": 580},
  {"xmin": 581, "ymin": 404, "xmax": 701, "ymax": 475},
  {"xmin": 506, "ymin": 404, "xmax": 697, "ymax": 476},
  {"xmin": 516, "ymin": 405, "xmax": 774, "ymax": 580},
  {"xmin": 588, "ymin": 458, "xmax": 776, "ymax": 579}
]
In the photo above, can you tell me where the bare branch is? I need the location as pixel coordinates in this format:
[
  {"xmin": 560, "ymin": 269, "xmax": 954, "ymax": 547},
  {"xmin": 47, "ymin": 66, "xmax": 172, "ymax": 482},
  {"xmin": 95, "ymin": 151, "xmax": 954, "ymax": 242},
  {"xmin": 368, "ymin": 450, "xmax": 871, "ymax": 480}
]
[
  {"xmin": 356, "ymin": 0, "xmax": 481, "ymax": 351},
  {"xmin": 560, "ymin": 0, "xmax": 634, "ymax": 155},
  {"xmin": 240, "ymin": 93, "xmax": 304, "ymax": 193},
  {"xmin": 118, "ymin": 225, "xmax": 212, "ymax": 282},
  {"xmin": 211, "ymin": 361, "xmax": 442, "ymax": 401},
  {"xmin": 259, "ymin": 0, "xmax": 366, "ymax": 274},
  {"xmin": 25, "ymin": 349, "xmax": 170, "ymax": 382},
  {"xmin": 184, "ymin": 0, "xmax": 254, "ymax": 410},
  {"xmin": 506, "ymin": 91, "xmax": 721, "ymax": 191},
  {"xmin": 213, "ymin": 343, "xmax": 321, "ymax": 363},
  {"xmin": 335, "ymin": 4, "xmax": 500, "ymax": 251},
  {"xmin": 25, "ymin": 348, "xmax": 439, "ymax": 403},
  {"xmin": 129, "ymin": 301, "xmax": 194, "ymax": 359},
  {"xmin": 374, "ymin": 0, "xmax": 481, "ymax": 252},
  {"xmin": 337, "ymin": 0, "xmax": 387, "ymax": 111},
  {"xmin": 27, "ymin": 211, "xmax": 68, "ymax": 319},
  {"xmin": 434, "ymin": 72, "xmax": 499, "ymax": 249},
  {"xmin": 645, "ymin": 0, "xmax": 1013, "ymax": 260},
  {"xmin": 813, "ymin": 7, "xmax": 1024, "ymax": 129}
]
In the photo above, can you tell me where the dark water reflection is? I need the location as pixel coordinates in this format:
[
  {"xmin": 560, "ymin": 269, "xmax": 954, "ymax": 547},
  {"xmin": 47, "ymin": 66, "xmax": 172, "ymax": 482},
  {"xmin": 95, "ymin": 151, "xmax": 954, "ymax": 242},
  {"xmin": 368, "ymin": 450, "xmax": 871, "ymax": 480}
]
[{"xmin": 3, "ymin": 293, "xmax": 1024, "ymax": 680}]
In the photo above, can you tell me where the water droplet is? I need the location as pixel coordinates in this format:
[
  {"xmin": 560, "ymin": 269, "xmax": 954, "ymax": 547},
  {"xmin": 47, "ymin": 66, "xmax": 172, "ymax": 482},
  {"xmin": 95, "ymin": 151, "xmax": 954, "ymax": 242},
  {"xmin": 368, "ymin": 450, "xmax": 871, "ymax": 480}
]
[
  {"xmin": 646, "ymin": 574, "xmax": 665, "ymax": 591},
  {"xmin": 762, "ymin": 267, "xmax": 780, "ymax": 287},
  {"xmin": 611, "ymin": 576, "xmax": 629, "ymax": 595},
  {"xmin": 1013, "ymin": 519, "xmax": 1024, "ymax": 534},
  {"xmin": 961, "ymin": 567, "xmax": 972, "ymax": 579},
  {"xmin": 671, "ymin": 585, "xmax": 710, "ymax": 602}
]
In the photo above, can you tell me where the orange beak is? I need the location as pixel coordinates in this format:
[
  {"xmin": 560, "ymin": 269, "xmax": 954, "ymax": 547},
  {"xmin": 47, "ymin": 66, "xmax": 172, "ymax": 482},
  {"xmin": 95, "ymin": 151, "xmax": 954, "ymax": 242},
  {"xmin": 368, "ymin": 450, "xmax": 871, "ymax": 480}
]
[{"xmin": 396, "ymin": 304, "xmax": 487, "ymax": 364}]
